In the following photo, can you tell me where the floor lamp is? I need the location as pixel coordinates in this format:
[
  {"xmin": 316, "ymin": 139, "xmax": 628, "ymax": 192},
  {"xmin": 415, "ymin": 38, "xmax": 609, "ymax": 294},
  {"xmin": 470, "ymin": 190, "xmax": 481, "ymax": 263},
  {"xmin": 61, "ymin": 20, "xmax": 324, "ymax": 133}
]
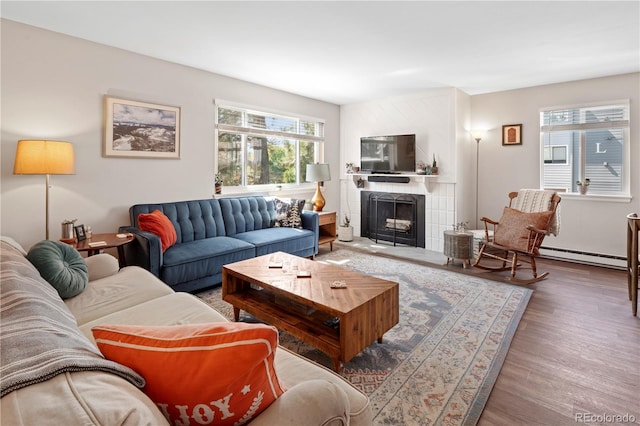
[
  {"xmin": 471, "ymin": 130, "xmax": 485, "ymax": 229},
  {"xmin": 306, "ymin": 163, "xmax": 331, "ymax": 212},
  {"xmin": 13, "ymin": 140, "xmax": 76, "ymax": 240}
]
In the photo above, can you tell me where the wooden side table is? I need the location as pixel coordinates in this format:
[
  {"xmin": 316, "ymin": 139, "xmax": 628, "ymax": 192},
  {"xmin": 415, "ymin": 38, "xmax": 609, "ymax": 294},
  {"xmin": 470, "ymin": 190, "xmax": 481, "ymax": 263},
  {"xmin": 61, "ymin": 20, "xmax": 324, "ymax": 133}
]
[
  {"xmin": 317, "ymin": 211, "xmax": 337, "ymax": 251},
  {"xmin": 443, "ymin": 230, "xmax": 474, "ymax": 268},
  {"xmin": 67, "ymin": 233, "xmax": 134, "ymax": 268}
]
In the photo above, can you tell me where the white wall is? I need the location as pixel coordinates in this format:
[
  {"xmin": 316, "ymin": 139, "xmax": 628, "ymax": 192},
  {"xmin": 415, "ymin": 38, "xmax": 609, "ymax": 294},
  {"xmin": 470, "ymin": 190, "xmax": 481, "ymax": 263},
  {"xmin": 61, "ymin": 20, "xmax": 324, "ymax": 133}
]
[
  {"xmin": 1, "ymin": 20, "xmax": 340, "ymax": 250},
  {"xmin": 470, "ymin": 73, "xmax": 639, "ymax": 260}
]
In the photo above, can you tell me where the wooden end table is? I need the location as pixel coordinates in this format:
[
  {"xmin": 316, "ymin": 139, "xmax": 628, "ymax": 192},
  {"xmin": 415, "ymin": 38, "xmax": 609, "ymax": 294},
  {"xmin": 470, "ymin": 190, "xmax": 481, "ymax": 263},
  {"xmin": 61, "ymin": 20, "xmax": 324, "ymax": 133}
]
[
  {"xmin": 222, "ymin": 252, "xmax": 399, "ymax": 371},
  {"xmin": 317, "ymin": 211, "xmax": 337, "ymax": 250},
  {"xmin": 66, "ymin": 233, "xmax": 134, "ymax": 268}
]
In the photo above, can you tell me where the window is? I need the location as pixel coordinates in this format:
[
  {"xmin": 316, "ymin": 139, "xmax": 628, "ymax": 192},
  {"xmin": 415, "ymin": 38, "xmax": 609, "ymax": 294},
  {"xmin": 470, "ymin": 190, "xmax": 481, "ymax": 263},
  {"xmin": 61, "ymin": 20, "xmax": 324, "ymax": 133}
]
[
  {"xmin": 543, "ymin": 145, "xmax": 568, "ymax": 165},
  {"xmin": 540, "ymin": 101, "xmax": 629, "ymax": 195},
  {"xmin": 216, "ymin": 103, "xmax": 324, "ymax": 187}
]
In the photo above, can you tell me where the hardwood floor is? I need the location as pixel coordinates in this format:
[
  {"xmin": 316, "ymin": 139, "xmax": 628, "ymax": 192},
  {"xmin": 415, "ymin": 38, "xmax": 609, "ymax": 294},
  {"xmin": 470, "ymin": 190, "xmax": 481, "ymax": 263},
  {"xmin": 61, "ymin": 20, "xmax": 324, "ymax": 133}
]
[
  {"xmin": 324, "ymin": 241, "xmax": 640, "ymax": 425},
  {"xmin": 477, "ymin": 258, "xmax": 640, "ymax": 425}
]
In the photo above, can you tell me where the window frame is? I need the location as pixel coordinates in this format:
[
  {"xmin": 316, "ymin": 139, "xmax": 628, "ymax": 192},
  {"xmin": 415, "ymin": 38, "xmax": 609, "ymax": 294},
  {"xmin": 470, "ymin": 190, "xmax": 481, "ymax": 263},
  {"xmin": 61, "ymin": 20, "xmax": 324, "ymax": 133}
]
[
  {"xmin": 539, "ymin": 100, "xmax": 631, "ymax": 199},
  {"xmin": 214, "ymin": 100, "xmax": 325, "ymax": 191}
]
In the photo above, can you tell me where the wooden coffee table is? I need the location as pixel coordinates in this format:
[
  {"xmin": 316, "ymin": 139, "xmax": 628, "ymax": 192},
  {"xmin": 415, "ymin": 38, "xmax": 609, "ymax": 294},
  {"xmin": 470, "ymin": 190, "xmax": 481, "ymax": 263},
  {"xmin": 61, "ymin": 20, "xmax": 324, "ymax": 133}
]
[{"xmin": 222, "ymin": 252, "xmax": 399, "ymax": 371}]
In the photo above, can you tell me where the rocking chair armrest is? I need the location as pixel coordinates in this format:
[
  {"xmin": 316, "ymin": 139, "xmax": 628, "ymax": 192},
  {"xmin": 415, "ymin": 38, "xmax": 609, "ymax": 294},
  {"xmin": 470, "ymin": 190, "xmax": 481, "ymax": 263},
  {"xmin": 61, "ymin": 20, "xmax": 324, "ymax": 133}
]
[
  {"xmin": 526, "ymin": 224, "xmax": 548, "ymax": 235},
  {"xmin": 480, "ymin": 217, "xmax": 499, "ymax": 226}
]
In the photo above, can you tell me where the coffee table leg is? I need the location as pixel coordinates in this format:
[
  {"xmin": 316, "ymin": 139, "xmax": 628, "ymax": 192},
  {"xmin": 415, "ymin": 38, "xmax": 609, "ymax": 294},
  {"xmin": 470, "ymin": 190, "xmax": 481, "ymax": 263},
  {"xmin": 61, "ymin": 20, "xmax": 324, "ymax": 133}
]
[
  {"xmin": 378, "ymin": 337, "xmax": 383, "ymax": 344},
  {"xmin": 233, "ymin": 307, "xmax": 240, "ymax": 322}
]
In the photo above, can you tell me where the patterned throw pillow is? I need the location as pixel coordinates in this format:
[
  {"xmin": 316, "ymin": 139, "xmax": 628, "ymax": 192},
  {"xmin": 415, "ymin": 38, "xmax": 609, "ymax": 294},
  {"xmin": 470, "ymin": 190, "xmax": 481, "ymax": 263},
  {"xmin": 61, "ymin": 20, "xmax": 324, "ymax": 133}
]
[
  {"xmin": 92, "ymin": 322, "xmax": 285, "ymax": 426},
  {"xmin": 137, "ymin": 210, "xmax": 177, "ymax": 252},
  {"xmin": 493, "ymin": 207, "xmax": 554, "ymax": 254},
  {"xmin": 274, "ymin": 198, "xmax": 305, "ymax": 229}
]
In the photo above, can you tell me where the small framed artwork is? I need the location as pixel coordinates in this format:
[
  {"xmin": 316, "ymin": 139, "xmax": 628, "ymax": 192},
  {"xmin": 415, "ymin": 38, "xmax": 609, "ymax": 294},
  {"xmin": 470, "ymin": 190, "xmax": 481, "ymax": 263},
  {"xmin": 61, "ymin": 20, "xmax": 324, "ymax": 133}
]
[
  {"xmin": 74, "ymin": 225, "xmax": 87, "ymax": 241},
  {"xmin": 103, "ymin": 96, "xmax": 181, "ymax": 159},
  {"xmin": 502, "ymin": 124, "xmax": 522, "ymax": 146}
]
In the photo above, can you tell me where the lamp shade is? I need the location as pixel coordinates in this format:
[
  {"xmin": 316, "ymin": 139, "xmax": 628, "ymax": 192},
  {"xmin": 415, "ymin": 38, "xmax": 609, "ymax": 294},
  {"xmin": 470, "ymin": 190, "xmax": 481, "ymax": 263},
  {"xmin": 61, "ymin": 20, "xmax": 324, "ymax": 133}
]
[
  {"xmin": 471, "ymin": 130, "xmax": 486, "ymax": 142},
  {"xmin": 13, "ymin": 140, "xmax": 75, "ymax": 175},
  {"xmin": 306, "ymin": 163, "xmax": 331, "ymax": 182}
]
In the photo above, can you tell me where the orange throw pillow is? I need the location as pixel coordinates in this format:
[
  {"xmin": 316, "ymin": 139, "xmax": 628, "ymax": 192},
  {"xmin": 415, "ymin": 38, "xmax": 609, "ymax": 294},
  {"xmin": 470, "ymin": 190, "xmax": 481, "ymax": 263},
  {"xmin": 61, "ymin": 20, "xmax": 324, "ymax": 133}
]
[
  {"xmin": 92, "ymin": 323, "xmax": 285, "ymax": 426},
  {"xmin": 494, "ymin": 207, "xmax": 553, "ymax": 253},
  {"xmin": 137, "ymin": 210, "xmax": 177, "ymax": 252}
]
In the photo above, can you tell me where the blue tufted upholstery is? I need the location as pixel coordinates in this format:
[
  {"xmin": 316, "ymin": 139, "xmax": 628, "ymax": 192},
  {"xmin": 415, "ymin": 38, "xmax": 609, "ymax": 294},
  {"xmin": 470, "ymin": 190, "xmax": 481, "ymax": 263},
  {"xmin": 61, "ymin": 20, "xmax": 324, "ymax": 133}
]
[{"xmin": 122, "ymin": 197, "xmax": 318, "ymax": 293}]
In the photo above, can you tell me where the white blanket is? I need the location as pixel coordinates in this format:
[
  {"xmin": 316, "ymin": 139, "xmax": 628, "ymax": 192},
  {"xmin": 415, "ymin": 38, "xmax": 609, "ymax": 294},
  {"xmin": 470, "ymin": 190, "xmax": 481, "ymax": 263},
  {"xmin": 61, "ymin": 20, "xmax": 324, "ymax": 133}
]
[{"xmin": 511, "ymin": 189, "xmax": 560, "ymax": 236}]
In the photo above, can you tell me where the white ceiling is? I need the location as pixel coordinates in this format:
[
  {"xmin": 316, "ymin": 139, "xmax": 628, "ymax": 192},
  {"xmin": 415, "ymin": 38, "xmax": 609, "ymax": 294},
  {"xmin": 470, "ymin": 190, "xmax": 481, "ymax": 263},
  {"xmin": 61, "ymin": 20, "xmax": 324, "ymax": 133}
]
[{"xmin": 3, "ymin": 1, "xmax": 639, "ymax": 105}]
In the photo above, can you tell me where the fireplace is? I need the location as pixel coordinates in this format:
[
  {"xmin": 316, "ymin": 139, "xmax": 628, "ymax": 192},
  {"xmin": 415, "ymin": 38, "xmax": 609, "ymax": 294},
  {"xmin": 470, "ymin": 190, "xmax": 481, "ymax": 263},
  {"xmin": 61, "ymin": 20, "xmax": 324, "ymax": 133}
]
[{"xmin": 360, "ymin": 191, "xmax": 425, "ymax": 247}]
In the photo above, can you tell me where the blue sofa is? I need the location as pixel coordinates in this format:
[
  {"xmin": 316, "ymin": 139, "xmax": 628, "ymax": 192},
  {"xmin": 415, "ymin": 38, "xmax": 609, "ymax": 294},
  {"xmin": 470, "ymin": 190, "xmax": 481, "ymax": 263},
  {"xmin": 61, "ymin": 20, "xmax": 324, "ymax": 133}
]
[{"xmin": 120, "ymin": 196, "xmax": 319, "ymax": 293}]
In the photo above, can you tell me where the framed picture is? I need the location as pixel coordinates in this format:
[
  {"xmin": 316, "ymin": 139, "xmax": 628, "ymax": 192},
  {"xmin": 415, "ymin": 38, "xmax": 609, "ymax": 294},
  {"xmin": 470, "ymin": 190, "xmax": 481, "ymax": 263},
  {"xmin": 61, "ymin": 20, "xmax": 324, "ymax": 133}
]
[
  {"xmin": 74, "ymin": 225, "xmax": 86, "ymax": 241},
  {"xmin": 103, "ymin": 96, "xmax": 181, "ymax": 159},
  {"xmin": 502, "ymin": 124, "xmax": 522, "ymax": 146}
]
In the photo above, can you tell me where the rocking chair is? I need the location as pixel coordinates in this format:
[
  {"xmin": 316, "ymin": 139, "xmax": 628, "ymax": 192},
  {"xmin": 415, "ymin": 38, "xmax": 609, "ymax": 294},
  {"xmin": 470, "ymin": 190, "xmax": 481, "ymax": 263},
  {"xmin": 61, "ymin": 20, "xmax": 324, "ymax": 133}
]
[{"xmin": 473, "ymin": 190, "xmax": 561, "ymax": 284}]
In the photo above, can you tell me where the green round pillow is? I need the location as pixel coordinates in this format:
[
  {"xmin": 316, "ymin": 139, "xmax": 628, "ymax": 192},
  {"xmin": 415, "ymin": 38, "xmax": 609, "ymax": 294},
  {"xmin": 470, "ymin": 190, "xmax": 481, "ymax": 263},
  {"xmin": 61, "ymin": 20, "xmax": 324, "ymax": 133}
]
[{"xmin": 27, "ymin": 240, "xmax": 88, "ymax": 299}]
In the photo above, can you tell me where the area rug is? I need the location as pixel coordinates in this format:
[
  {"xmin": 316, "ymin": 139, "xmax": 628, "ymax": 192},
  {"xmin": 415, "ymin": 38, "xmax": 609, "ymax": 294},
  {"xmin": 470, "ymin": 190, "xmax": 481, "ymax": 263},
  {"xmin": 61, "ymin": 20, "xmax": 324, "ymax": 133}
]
[{"xmin": 196, "ymin": 247, "xmax": 532, "ymax": 425}]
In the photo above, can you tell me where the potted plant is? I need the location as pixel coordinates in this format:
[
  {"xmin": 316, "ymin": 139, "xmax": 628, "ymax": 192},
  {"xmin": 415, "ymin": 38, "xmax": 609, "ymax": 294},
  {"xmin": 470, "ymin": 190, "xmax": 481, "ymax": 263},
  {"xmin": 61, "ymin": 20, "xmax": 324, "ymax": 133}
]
[
  {"xmin": 215, "ymin": 173, "xmax": 223, "ymax": 195},
  {"xmin": 338, "ymin": 214, "xmax": 353, "ymax": 242},
  {"xmin": 576, "ymin": 178, "xmax": 590, "ymax": 195},
  {"xmin": 431, "ymin": 154, "xmax": 438, "ymax": 175}
]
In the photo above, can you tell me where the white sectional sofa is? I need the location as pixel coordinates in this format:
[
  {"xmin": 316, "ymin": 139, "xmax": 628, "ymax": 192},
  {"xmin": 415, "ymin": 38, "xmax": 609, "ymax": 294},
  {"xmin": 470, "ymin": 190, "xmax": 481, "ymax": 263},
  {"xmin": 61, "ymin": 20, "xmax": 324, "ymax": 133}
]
[{"xmin": 0, "ymin": 239, "xmax": 372, "ymax": 425}]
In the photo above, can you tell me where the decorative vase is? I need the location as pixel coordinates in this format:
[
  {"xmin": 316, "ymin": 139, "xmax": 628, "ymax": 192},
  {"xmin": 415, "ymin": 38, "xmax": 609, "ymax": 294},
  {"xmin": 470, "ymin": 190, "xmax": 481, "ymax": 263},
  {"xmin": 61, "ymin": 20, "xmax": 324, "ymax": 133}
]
[
  {"xmin": 215, "ymin": 183, "xmax": 222, "ymax": 195},
  {"xmin": 578, "ymin": 184, "xmax": 588, "ymax": 195}
]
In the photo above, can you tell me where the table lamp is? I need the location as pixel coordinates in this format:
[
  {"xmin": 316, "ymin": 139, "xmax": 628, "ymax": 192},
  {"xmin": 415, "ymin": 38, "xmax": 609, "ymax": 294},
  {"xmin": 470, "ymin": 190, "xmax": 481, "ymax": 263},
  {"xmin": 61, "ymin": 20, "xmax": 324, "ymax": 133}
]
[
  {"xmin": 306, "ymin": 163, "xmax": 331, "ymax": 212},
  {"xmin": 13, "ymin": 140, "xmax": 76, "ymax": 240}
]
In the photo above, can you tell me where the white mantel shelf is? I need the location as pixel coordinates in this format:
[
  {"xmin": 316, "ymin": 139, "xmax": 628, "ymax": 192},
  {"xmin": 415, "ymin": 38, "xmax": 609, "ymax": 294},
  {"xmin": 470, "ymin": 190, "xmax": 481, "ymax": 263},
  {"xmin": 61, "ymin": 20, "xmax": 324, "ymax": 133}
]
[{"xmin": 345, "ymin": 173, "xmax": 441, "ymax": 192}]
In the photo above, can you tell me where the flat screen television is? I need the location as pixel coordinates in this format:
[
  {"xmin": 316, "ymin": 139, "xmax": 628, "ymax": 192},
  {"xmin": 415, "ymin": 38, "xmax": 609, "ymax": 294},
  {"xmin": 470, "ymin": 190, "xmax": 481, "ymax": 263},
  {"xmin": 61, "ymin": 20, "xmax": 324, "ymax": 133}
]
[{"xmin": 360, "ymin": 134, "xmax": 416, "ymax": 174}]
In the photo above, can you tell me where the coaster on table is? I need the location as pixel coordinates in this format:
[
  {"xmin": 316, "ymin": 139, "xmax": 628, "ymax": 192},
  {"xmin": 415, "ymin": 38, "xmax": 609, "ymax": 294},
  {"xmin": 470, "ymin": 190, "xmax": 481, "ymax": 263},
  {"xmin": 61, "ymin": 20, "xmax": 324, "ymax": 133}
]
[{"xmin": 330, "ymin": 280, "xmax": 347, "ymax": 289}]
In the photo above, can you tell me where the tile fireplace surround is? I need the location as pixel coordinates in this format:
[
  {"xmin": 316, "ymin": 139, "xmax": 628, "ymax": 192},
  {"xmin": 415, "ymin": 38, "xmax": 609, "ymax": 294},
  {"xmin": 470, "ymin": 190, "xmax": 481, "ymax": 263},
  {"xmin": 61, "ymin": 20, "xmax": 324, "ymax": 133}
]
[{"xmin": 340, "ymin": 179, "xmax": 456, "ymax": 252}]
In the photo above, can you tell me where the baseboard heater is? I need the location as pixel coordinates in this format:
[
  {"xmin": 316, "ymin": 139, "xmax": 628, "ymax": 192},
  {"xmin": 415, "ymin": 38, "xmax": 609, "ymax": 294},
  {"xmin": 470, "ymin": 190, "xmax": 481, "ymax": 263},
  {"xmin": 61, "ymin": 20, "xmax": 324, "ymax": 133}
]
[
  {"xmin": 539, "ymin": 246, "xmax": 626, "ymax": 269},
  {"xmin": 368, "ymin": 176, "xmax": 411, "ymax": 183}
]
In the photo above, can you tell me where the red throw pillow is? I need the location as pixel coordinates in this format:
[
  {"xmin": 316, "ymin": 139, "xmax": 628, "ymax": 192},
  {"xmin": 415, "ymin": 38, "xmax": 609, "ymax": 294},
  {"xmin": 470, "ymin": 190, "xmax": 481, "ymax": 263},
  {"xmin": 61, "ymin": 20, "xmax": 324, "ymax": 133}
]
[
  {"xmin": 493, "ymin": 207, "xmax": 553, "ymax": 253},
  {"xmin": 137, "ymin": 210, "xmax": 177, "ymax": 252},
  {"xmin": 92, "ymin": 322, "xmax": 285, "ymax": 426}
]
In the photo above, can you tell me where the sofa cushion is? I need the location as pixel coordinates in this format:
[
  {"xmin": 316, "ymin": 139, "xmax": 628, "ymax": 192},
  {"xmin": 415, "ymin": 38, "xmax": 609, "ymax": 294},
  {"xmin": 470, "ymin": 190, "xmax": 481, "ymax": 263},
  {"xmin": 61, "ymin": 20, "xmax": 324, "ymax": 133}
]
[
  {"xmin": 1, "ymin": 371, "xmax": 168, "ymax": 426},
  {"xmin": 274, "ymin": 198, "xmax": 305, "ymax": 229},
  {"xmin": 92, "ymin": 322, "xmax": 286, "ymax": 426},
  {"xmin": 65, "ymin": 265, "xmax": 174, "ymax": 326},
  {"xmin": 219, "ymin": 197, "xmax": 275, "ymax": 236},
  {"xmin": 232, "ymin": 228, "xmax": 315, "ymax": 257},
  {"xmin": 161, "ymin": 237, "xmax": 255, "ymax": 287},
  {"xmin": 493, "ymin": 207, "xmax": 554, "ymax": 253},
  {"xmin": 26, "ymin": 240, "xmax": 88, "ymax": 299},
  {"xmin": 79, "ymin": 293, "xmax": 229, "ymax": 344},
  {"xmin": 130, "ymin": 199, "xmax": 227, "ymax": 244},
  {"xmin": 138, "ymin": 210, "xmax": 177, "ymax": 252}
]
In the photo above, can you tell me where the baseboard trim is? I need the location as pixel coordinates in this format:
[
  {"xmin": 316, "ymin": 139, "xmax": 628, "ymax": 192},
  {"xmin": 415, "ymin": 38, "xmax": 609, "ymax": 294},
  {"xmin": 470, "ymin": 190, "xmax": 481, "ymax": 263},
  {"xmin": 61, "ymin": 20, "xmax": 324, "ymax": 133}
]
[{"xmin": 539, "ymin": 246, "xmax": 626, "ymax": 270}]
